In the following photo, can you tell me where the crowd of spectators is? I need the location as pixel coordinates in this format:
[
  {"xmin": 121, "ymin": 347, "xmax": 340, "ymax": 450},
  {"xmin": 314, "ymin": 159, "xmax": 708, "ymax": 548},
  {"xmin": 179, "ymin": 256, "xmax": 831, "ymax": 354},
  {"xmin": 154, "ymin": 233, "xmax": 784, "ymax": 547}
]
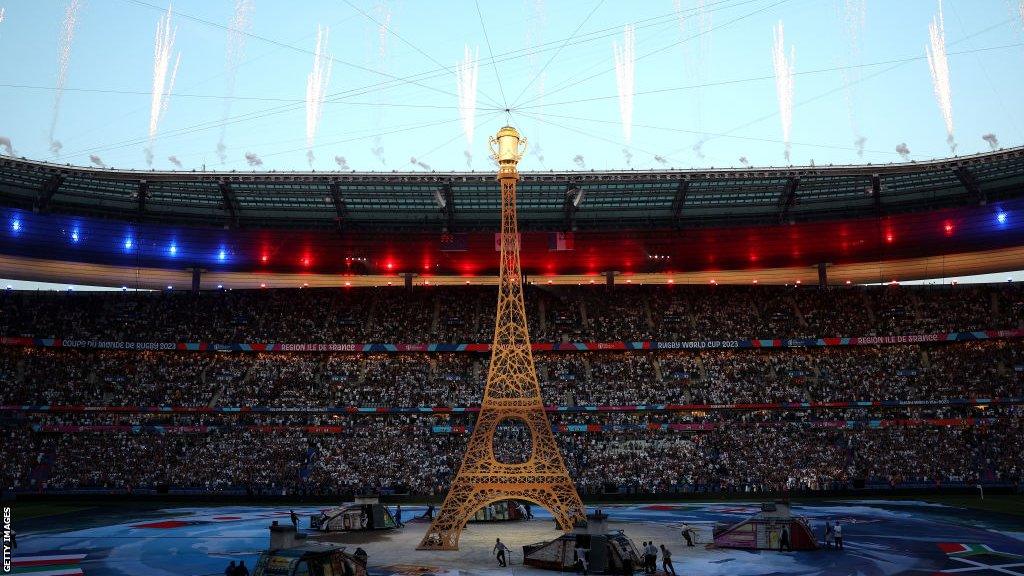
[
  {"xmin": 2, "ymin": 282, "xmax": 1022, "ymax": 499},
  {"xmin": 5, "ymin": 415, "xmax": 1020, "ymax": 496},
  {"xmin": 3, "ymin": 283, "xmax": 1020, "ymax": 344},
  {"xmin": 2, "ymin": 341, "xmax": 1020, "ymax": 407}
]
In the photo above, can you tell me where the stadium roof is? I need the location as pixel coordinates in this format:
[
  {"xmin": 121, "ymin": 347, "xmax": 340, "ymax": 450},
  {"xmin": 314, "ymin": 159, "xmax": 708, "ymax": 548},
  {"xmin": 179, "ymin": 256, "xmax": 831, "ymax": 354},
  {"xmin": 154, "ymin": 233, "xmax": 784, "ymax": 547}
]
[
  {"xmin": 2, "ymin": 147, "xmax": 1023, "ymax": 231},
  {"xmin": 1, "ymin": 147, "xmax": 1024, "ymax": 287}
]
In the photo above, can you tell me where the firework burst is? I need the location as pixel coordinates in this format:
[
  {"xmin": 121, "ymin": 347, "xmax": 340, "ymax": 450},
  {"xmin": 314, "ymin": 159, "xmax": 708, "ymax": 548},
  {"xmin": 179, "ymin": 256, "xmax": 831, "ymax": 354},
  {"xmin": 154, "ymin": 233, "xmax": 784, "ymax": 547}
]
[
  {"xmin": 147, "ymin": 3, "xmax": 182, "ymax": 166},
  {"xmin": 456, "ymin": 45, "xmax": 480, "ymax": 166},
  {"xmin": 305, "ymin": 25, "xmax": 333, "ymax": 166},
  {"xmin": 771, "ymin": 20, "xmax": 795, "ymax": 161},
  {"xmin": 613, "ymin": 24, "xmax": 635, "ymax": 144},
  {"xmin": 217, "ymin": 0, "xmax": 255, "ymax": 163},
  {"xmin": 49, "ymin": 0, "xmax": 83, "ymax": 155},
  {"xmin": 926, "ymin": 0, "xmax": 956, "ymax": 153}
]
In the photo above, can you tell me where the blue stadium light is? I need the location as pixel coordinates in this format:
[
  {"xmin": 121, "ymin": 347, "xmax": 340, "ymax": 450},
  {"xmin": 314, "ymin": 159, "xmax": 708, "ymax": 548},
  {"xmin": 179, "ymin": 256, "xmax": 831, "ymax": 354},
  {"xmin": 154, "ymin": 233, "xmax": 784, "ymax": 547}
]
[
  {"xmin": 70, "ymin": 228, "xmax": 80, "ymax": 243},
  {"xmin": 10, "ymin": 218, "xmax": 20, "ymax": 233},
  {"xmin": 169, "ymin": 243, "xmax": 178, "ymax": 256},
  {"xmin": 123, "ymin": 237, "xmax": 134, "ymax": 251},
  {"xmin": 996, "ymin": 211, "xmax": 1008, "ymax": 225},
  {"xmin": 217, "ymin": 248, "xmax": 227, "ymax": 262}
]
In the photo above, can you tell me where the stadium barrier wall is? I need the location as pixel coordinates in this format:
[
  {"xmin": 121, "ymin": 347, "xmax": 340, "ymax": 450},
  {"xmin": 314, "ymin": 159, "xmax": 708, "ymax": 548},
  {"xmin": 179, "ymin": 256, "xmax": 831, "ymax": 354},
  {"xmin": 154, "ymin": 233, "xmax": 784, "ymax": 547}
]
[{"xmin": 2, "ymin": 328, "xmax": 1023, "ymax": 353}]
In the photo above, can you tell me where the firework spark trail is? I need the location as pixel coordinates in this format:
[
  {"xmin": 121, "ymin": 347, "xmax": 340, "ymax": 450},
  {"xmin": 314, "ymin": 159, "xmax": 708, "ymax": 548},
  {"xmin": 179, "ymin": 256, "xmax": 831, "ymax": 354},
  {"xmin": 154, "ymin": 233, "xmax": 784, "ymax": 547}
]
[
  {"xmin": 0, "ymin": 136, "xmax": 14, "ymax": 156},
  {"xmin": 526, "ymin": 0, "xmax": 547, "ymax": 164},
  {"xmin": 245, "ymin": 151, "xmax": 262, "ymax": 166},
  {"xmin": 305, "ymin": 25, "xmax": 333, "ymax": 166},
  {"xmin": 49, "ymin": 0, "xmax": 83, "ymax": 155},
  {"xmin": 168, "ymin": 155, "xmax": 182, "ymax": 168},
  {"xmin": 370, "ymin": 1, "xmax": 391, "ymax": 166},
  {"xmin": 89, "ymin": 154, "xmax": 105, "ymax": 167},
  {"xmin": 613, "ymin": 24, "xmax": 635, "ymax": 144},
  {"xmin": 456, "ymin": 45, "xmax": 480, "ymax": 168},
  {"xmin": 675, "ymin": 0, "xmax": 712, "ymax": 158},
  {"xmin": 216, "ymin": 0, "xmax": 255, "ymax": 163},
  {"xmin": 739, "ymin": 156, "xmax": 750, "ymax": 166},
  {"xmin": 410, "ymin": 157, "xmax": 431, "ymax": 170},
  {"xmin": 147, "ymin": 3, "xmax": 182, "ymax": 167},
  {"xmin": 654, "ymin": 155, "xmax": 668, "ymax": 165},
  {"xmin": 334, "ymin": 155, "xmax": 350, "ymax": 170},
  {"xmin": 771, "ymin": 20, "xmax": 795, "ymax": 162},
  {"xmin": 983, "ymin": 133, "xmax": 999, "ymax": 150},
  {"xmin": 926, "ymin": 0, "xmax": 956, "ymax": 153},
  {"xmin": 896, "ymin": 143, "xmax": 910, "ymax": 160},
  {"xmin": 622, "ymin": 148, "xmax": 633, "ymax": 167},
  {"xmin": 840, "ymin": 0, "xmax": 867, "ymax": 156}
]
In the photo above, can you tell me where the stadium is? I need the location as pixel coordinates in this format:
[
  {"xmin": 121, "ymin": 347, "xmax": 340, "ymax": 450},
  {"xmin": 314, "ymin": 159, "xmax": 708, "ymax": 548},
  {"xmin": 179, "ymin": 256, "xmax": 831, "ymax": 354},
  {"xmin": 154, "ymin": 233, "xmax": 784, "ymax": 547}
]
[{"xmin": 1, "ymin": 2, "xmax": 1023, "ymax": 576}]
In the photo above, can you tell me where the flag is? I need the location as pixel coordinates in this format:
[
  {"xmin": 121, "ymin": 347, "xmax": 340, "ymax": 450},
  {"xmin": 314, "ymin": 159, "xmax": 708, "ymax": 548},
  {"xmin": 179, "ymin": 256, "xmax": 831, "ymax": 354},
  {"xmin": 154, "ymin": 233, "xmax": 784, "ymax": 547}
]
[
  {"xmin": 548, "ymin": 232, "xmax": 574, "ymax": 251},
  {"xmin": 439, "ymin": 232, "xmax": 468, "ymax": 252}
]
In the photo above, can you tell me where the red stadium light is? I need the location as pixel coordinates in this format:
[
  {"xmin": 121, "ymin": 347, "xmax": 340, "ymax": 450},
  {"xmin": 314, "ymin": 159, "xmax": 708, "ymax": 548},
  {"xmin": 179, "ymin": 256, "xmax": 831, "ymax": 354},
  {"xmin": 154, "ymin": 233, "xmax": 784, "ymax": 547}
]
[
  {"xmin": 344, "ymin": 281, "xmax": 352, "ymax": 287},
  {"xmin": 709, "ymin": 279, "xmax": 717, "ymax": 284},
  {"xmin": 752, "ymin": 279, "xmax": 758, "ymax": 284},
  {"xmin": 885, "ymin": 232, "xmax": 894, "ymax": 243},
  {"xmin": 261, "ymin": 255, "xmax": 268, "ymax": 263},
  {"xmin": 667, "ymin": 278, "xmax": 674, "ymax": 284},
  {"xmin": 260, "ymin": 282, "xmax": 266, "ymax": 288},
  {"xmin": 845, "ymin": 280, "xmax": 852, "ymax": 285},
  {"xmin": 944, "ymin": 221, "xmax": 954, "ymax": 236},
  {"xmin": 386, "ymin": 262, "xmax": 394, "ymax": 270},
  {"xmin": 301, "ymin": 257, "xmax": 311, "ymax": 267}
]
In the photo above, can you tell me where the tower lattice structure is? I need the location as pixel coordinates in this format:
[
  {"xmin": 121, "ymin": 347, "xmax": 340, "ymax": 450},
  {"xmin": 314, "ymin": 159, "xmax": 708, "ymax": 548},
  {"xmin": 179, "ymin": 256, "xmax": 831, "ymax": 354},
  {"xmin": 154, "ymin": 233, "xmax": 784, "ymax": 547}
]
[{"xmin": 417, "ymin": 127, "xmax": 586, "ymax": 550}]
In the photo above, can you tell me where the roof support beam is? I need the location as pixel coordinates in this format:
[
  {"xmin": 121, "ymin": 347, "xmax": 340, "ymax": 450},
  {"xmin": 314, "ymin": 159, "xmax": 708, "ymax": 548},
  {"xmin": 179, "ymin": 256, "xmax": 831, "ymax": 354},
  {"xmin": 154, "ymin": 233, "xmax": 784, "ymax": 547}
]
[
  {"xmin": 777, "ymin": 177, "xmax": 800, "ymax": 224},
  {"xmin": 953, "ymin": 166, "xmax": 986, "ymax": 205},
  {"xmin": 870, "ymin": 174, "xmax": 882, "ymax": 213},
  {"xmin": 219, "ymin": 180, "xmax": 239, "ymax": 229},
  {"xmin": 34, "ymin": 174, "xmax": 64, "ymax": 212},
  {"xmin": 441, "ymin": 182, "xmax": 455, "ymax": 232},
  {"xmin": 671, "ymin": 180, "xmax": 689, "ymax": 224},
  {"xmin": 136, "ymin": 180, "xmax": 148, "ymax": 216},
  {"xmin": 329, "ymin": 180, "xmax": 348, "ymax": 232}
]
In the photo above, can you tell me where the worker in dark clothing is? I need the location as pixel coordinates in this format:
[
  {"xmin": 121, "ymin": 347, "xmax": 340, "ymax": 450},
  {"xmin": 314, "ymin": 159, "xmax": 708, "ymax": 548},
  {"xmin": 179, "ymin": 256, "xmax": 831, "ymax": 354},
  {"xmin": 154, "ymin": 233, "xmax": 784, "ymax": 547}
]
[
  {"xmin": 290, "ymin": 510, "xmax": 299, "ymax": 530},
  {"xmin": 779, "ymin": 526, "xmax": 791, "ymax": 552},
  {"xmin": 225, "ymin": 561, "xmax": 236, "ymax": 576},
  {"xmin": 394, "ymin": 505, "xmax": 404, "ymax": 527},
  {"xmin": 525, "ymin": 502, "xmax": 534, "ymax": 519},
  {"xmin": 235, "ymin": 560, "xmax": 250, "ymax": 576},
  {"xmin": 425, "ymin": 504, "xmax": 435, "ymax": 519},
  {"xmin": 494, "ymin": 538, "xmax": 510, "ymax": 567},
  {"xmin": 660, "ymin": 544, "xmax": 676, "ymax": 576}
]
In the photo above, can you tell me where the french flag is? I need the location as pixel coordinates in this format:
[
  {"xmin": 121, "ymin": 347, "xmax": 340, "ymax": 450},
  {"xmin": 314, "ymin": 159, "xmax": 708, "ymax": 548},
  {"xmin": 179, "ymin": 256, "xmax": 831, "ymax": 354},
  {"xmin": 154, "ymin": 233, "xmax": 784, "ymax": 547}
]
[{"xmin": 548, "ymin": 232, "xmax": 574, "ymax": 251}]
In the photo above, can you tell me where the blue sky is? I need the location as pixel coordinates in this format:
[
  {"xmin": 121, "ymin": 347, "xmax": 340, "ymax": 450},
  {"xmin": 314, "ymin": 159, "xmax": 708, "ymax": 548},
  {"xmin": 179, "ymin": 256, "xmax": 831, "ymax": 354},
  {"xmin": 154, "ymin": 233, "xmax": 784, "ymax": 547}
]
[{"xmin": 0, "ymin": 0, "xmax": 1022, "ymax": 172}]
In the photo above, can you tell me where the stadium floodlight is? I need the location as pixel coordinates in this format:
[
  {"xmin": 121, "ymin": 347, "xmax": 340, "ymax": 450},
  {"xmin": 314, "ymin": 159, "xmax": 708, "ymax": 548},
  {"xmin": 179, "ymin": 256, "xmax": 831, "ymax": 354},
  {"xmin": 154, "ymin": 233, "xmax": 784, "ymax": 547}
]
[
  {"xmin": 10, "ymin": 219, "xmax": 20, "ymax": 232},
  {"xmin": 997, "ymin": 211, "xmax": 1008, "ymax": 224}
]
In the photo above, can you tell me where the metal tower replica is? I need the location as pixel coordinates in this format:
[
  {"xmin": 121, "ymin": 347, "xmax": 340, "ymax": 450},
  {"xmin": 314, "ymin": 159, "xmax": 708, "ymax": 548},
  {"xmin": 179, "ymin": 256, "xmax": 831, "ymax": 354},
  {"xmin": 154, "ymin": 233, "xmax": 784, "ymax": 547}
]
[{"xmin": 417, "ymin": 126, "xmax": 586, "ymax": 550}]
